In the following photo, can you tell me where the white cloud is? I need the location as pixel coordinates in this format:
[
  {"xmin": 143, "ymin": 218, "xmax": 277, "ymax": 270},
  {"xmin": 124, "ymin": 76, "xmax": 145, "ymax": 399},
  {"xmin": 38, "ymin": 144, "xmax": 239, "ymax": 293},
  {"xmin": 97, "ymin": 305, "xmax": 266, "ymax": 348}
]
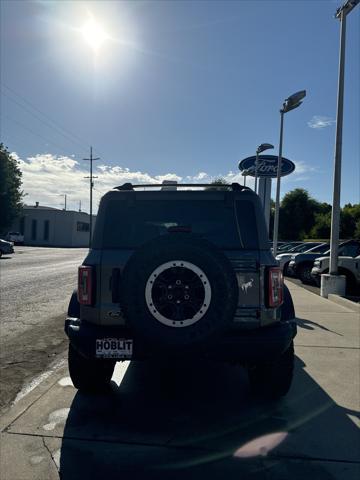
[
  {"xmin": 308, "ymin": 115, "xmax": 335, "ymax": 129},
  {"xmin": 292, "ymin": 160, "xmax": 318, "ymax": 174},
  {"xmin": 15, "ymin": 152, "xmax": 318, "ymax": 213},
  {"xmin": 17, "ymin": 153, "xmax": 186, "ymax": 212}
]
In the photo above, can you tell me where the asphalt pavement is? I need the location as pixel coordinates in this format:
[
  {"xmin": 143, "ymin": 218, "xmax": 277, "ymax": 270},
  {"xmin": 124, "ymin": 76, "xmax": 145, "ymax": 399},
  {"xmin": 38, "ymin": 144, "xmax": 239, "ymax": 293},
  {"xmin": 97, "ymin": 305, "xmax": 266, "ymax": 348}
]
[
  {"xmin": 0, "ymin": 280, "xmax": 359, "ymax": 480},
  {"xmin": 0, "ymin": 247, "xmax": 88, "ymax": 340},
  {"xmin": 0, "ymin": 247, "xmax": 87, "ymax": 410}
]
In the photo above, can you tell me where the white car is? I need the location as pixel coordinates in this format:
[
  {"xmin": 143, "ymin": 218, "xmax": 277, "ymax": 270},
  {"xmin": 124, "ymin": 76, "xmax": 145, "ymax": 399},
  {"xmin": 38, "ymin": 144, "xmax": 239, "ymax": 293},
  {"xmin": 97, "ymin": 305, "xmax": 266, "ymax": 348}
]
[{"xmin": 276, "ymin": 242, "xmax": 323, "ymax": 275}]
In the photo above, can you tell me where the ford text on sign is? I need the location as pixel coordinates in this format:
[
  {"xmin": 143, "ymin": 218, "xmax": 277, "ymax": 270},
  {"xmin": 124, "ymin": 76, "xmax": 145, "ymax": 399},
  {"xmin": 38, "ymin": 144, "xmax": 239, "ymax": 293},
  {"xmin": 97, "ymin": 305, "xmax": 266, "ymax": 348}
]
[{"xmin": 239, "ymin": 155, "xmax": 295, "ymax": 178}]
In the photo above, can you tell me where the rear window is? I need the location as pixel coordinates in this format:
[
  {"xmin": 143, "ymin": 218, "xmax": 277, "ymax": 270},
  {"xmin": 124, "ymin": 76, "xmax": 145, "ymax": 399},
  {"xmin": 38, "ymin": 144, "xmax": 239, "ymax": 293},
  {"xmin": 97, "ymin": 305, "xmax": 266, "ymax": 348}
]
[{"xmin": 101, "ymin": 198, "xmax": 258, "ymax": 249}]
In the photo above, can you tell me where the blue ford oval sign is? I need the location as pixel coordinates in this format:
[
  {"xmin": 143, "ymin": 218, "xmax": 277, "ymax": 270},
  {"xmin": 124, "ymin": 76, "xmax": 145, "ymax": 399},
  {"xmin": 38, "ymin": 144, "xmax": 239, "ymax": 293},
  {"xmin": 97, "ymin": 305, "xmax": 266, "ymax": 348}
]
[{"xmin": 238, "ymin": 155, "xmax": 295, "ymax": 178}]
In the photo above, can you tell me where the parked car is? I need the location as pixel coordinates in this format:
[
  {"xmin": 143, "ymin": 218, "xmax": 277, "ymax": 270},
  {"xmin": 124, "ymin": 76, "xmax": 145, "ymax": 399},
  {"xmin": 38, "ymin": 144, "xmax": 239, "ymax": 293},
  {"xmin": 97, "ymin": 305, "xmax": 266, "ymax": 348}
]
[
  {"xmin": 312, "ymin": 254, "xmax": 360, "ymax": 294},
  {"xmin": 273, "ymin": 242, "xmax": 304, "ymax": 254},
  {"xmin": 288, "ymin": 240, "xmax": 360, "ymax": 285},
  {"xmin": 65, "ymin": 181, "xmax": 297, "ymax": 399},
  {"xmin": 276, "ymin": 242, "xmax": 323, "ymax": 274},
  {"xmin": 0, "ymin": 238, "xmax": 14, "ymax": 258},
  {"xmin": 5, "ymin": 231, "xmax": 24, "ymax": 245}
]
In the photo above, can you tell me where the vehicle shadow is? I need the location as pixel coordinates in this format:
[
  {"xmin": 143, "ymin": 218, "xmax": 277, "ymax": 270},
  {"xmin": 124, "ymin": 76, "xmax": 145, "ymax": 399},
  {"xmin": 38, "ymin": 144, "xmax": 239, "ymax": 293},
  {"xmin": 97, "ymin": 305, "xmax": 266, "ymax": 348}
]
[
  {"xmin": 60, "ymin": 357, "xmax": 359, "ymax": 480},
  {"xmin": 296, "ymin": 317, "xmax": 343, "ymax": 336}
]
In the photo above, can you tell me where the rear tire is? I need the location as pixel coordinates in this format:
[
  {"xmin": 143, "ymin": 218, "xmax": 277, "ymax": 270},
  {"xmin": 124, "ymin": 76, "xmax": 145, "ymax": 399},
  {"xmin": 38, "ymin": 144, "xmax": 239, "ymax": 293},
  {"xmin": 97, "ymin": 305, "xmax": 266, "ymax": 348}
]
[
  {"xmin": 68, "ymin": 344, "xmax": 115, "ymax": 393},
  {"xmin": 248, "ymin": 341, "xmax": 295, "ymax": 399},
  {"xmin": 283, "ymin": 262, "xmax": 290, "ymax": 276},
  {"xmin": 298, "ymin": 263, "xmax": 313, "ymax": 284}
]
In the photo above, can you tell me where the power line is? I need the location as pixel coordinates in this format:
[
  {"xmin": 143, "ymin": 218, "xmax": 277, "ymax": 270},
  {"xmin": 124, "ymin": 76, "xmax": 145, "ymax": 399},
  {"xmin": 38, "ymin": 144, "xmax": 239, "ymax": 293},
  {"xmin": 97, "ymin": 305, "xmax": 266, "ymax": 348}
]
[
  {"xmin": 2, "ymin": 114, "xmax": 73, "ymax": 154},
  {"xmin": 1, "ymin": 89, "xmax": 89, "ymax": 154},
  {"xmin": 1, "ymin": 83, "xmax": 91, "ymax": 152},
  {"xmin": 1, "ymin": 83, "xmax": 103, "ymax": 158}
]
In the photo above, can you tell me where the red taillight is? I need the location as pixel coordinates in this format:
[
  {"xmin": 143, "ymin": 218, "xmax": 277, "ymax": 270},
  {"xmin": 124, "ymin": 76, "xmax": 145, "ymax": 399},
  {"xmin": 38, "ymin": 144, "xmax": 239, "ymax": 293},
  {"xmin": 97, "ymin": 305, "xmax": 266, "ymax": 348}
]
[
  {"xmin": 268, "ymin": 267, "xmax": 283, "ymax": 307},
  {"xmin": 78, "ymin": 266, "xmax": 93, "ymax": 305}
]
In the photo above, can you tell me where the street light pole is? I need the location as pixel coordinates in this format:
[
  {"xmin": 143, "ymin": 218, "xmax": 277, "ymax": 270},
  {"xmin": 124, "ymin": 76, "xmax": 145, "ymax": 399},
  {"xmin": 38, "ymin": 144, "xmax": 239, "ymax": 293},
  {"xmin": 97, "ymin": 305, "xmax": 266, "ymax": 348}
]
[
  {"xmin": 255, "ymin": 143, "xmax": 274, "ymax": 193},
  {"xmin": 321, "ymin": 0, "xmax": 359, "ymax": 296},
  {"xmin": 272, "ymin": 110, "xmax": 284, "ymax": 257},
  {"xmin": 329, "ymin": 9, "xmax": 346, "ymax": 275},
  {"xmin": 272, "ymin": 90, "xmax": 306, "ymax": 257},
  {"xmin": 329, "ymin": 1, "xmax": 359, "ymax": 274}
]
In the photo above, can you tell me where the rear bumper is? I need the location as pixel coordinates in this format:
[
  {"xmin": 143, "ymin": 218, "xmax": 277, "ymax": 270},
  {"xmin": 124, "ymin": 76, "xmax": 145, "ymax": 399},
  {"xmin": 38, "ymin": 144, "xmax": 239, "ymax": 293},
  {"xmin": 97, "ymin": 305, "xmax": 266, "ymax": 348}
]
[{"xmin": 65, "ymin": 318, "xmax": 297, "ymax": 364}]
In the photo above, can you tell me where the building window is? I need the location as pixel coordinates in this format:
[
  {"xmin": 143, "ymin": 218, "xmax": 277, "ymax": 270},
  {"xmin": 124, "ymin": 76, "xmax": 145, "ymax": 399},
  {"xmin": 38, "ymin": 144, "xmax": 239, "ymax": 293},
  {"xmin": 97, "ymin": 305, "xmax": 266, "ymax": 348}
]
[
  {"xmin": 77, "ymin": 221, "xmax": 90, "ymax": 232},
  {"xmin": 44, "ymin": 220, "xmax": 50, "ymax": 241},
  {"xmin": 20, "ymin": 217, "xmax": 25, "ymax": 235},
  {"xmin": 31, "ymin": 219, "xmax": 37, "ymax": 240}
]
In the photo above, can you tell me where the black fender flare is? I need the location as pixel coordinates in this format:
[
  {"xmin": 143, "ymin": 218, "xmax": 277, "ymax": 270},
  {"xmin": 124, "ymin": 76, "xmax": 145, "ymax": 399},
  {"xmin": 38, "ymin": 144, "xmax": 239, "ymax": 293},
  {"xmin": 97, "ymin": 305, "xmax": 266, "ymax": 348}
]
[
  {"xmin": 281, "ymin": 284, "xmax": 295, "ymax": 321},
  {"xmin": 68, "ymin": 289, "xmax": 80, "ymax": 318}
]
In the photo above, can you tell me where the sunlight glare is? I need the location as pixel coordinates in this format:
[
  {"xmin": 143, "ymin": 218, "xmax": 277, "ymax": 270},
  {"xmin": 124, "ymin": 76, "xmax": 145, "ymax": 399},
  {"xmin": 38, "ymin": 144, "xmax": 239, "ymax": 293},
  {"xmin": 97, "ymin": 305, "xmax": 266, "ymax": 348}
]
[{"xmin": 80, "ymin": 16, "xmax": 109, "ymax": 52}]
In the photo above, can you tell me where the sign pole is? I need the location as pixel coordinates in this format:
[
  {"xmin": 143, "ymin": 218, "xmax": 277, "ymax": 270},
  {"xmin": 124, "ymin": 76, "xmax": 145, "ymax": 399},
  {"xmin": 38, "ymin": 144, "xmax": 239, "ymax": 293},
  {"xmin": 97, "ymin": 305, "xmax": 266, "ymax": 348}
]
[{"xmin": 258, "ymin": 177, "xmax": 272, "ymax": 234}]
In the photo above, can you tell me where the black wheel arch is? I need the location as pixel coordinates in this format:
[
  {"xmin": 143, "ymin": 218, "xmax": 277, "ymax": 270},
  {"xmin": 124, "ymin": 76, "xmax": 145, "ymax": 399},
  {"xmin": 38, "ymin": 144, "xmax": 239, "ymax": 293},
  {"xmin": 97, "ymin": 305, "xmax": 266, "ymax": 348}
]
[
  {"xmin": 68, "ymin": 289, "xmax": 80, "ymax": 318},
  {"xmin": 281, "ymin": 284, "xmax": 295, "ymax": 321}
]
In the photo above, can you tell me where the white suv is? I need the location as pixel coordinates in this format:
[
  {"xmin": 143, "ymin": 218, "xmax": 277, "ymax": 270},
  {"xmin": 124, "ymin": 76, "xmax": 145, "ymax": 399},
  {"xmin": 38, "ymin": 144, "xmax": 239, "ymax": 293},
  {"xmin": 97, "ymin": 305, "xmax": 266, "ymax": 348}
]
[{"xmin": 312, "ymin": 255, "xmax": 360, "ymax": 294}]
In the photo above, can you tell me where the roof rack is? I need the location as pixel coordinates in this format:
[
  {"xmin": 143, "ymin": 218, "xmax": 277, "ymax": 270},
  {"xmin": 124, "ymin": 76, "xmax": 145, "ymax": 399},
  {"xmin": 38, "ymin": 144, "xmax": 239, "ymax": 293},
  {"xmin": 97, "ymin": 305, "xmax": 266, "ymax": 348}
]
[{"xmin": 114, "ymin": 182, "xmax": 252, "ymax": 191}]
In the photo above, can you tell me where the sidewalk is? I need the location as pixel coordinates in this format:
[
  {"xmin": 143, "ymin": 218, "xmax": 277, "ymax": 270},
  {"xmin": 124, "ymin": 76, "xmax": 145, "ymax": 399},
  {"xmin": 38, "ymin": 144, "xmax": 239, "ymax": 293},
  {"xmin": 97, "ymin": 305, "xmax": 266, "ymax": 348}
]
[{"xmin": 1, "ymin": 281, "xmax": 359, "ymax": 480}]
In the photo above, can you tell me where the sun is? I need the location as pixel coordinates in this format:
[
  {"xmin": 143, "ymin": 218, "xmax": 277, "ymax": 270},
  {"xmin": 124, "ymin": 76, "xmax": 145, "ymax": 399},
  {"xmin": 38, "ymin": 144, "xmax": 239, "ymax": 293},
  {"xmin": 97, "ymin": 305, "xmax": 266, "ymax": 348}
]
[{"xmin": 80, "ymin": 16, "xmax": 109, "ymax": 52}]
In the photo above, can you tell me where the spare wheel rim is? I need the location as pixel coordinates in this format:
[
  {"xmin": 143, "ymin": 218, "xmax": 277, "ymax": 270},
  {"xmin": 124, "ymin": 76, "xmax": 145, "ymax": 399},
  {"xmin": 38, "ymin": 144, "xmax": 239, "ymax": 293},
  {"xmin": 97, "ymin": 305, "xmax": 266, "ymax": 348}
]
[{"xmin": 145, "ymin": 260, "xmax": 212, "ymax": 328}]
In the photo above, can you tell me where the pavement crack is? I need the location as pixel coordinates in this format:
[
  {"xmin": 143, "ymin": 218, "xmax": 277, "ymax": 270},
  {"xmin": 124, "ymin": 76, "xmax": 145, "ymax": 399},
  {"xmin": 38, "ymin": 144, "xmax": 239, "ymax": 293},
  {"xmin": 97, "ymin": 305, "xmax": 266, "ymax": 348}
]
[{"xmin": 42, "ymin": 436, "xmax": 59, "ymax": 472}]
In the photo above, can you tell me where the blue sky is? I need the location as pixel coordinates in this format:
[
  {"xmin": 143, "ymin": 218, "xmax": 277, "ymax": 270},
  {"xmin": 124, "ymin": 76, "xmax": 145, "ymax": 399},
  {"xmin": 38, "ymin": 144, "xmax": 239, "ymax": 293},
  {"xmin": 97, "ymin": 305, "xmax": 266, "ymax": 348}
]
[{"xmin": 1, "ymin": 0, "xmax": 359, "ymax": 212}]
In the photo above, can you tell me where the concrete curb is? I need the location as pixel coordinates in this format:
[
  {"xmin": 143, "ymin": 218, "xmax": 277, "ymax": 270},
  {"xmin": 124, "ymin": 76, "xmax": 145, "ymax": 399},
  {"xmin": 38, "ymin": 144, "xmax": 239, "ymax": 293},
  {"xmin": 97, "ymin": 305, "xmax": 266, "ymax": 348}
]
[
  {"xmin": 327, "ymin": 294, "xmax": 360, "ymax": 314},
  {"xmin": 0, "ymin": 360, "xmax": 67, "ymax": 433}
]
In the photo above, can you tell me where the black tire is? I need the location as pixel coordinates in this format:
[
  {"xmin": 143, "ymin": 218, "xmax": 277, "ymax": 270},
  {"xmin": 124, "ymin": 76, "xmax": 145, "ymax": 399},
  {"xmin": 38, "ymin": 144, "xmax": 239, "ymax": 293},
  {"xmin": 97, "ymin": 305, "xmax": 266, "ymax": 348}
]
[
  {"xmin": 120, "ymin": 233, "xmax": 238, "ymax": 350},
  {"xmin": 0, "ymin": 250, "xmax": 2, "ymax": 258},
  {"xmin": 340, "ymin": 270, "xmax": 359, "ymax": 296},
  {"xmin": 298, "ymin": 263, "xmax": 313, "ymax": 284},
  {"xmin": 283, "ymin": 262, "xmax": 290, "ymax": 276},
  {"xmin": 68, "ymin": 343, "xmax": 115, "ymax": 392},
  {"xmin": 248, "ymin": 341, "xmax": 295, "ymax": 399}
]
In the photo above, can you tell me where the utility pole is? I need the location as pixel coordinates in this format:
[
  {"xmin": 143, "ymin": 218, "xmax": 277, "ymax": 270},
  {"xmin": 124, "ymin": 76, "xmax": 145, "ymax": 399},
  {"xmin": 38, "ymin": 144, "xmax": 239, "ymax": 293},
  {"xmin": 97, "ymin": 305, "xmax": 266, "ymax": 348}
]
[
  {"xmin": 64, "ymin": 194, "xmax": 67, "ymax": 211},
  {"xmin": 83, "ymin": 147, "xmax": 99, "ymax": 248},
  {"xmin": 79, "ymin": 200, "xmax": 82, "ymax": 212}
]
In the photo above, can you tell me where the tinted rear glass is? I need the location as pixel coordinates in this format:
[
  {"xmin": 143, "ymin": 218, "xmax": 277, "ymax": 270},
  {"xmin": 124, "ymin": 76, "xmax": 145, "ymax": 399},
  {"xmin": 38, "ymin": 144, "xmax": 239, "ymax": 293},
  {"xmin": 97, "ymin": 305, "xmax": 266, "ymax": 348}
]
[
  {"xmin": 102, "ymin": 198, "xmax": 258, "ymax": 249},
  {"xmin": 309, "ymin": 244, "xmax": 330, "ymax": 254}
]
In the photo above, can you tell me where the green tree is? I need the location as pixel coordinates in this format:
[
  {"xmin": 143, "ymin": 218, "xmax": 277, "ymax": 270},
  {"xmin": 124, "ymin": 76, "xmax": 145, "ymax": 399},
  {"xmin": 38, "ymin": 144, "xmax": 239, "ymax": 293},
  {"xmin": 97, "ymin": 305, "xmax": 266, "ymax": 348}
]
[
  {"xmin": 309, "ymin": 211, "xmax": 331, "ymax": 239},
  {"xmin": 354, "ymin": 220, "xmax": 360, "ymax": 240},
  {"xmin": 205, "ymin": 177, "xmax": 230, "ymax": 191},
  {"xmin": 278, "ymin": 188, "xmax": 319, "ymax": 240},
  {"xmin": 0, "ymin": 143, "xmax": 24, "ymax": 233}
]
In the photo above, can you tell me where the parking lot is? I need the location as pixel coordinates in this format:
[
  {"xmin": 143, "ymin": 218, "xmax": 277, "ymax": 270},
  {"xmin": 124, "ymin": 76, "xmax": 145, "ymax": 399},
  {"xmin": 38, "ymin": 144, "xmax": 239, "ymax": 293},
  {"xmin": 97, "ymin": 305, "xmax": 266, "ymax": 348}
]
[{"xmin": 1, "ymin": 280, "xmax": 359, "ymax": 480}]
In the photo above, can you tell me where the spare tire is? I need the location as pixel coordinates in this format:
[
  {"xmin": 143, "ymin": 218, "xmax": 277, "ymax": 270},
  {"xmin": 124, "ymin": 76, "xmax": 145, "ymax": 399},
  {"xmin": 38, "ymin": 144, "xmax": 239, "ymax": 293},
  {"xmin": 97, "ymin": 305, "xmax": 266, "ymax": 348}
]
[{"xmin": 120, "ymin": 233, "xmax": 238, "ymax": 350}]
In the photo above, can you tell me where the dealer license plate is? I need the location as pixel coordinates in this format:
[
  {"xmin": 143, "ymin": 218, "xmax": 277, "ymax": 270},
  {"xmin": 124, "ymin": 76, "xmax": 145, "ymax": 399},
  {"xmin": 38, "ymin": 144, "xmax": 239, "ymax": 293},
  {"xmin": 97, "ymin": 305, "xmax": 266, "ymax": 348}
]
[{"xmin": 96, "ymin": 338, "xmax": 133, "ymax": 359}]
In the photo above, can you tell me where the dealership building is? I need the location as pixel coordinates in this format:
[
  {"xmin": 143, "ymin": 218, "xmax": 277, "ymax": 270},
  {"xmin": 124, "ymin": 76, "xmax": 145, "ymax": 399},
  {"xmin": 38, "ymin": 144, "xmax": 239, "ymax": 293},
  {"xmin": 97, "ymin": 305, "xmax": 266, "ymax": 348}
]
[{"xmin": 11, "ymin": 203, "xmax": 95, "ymax": 247}]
